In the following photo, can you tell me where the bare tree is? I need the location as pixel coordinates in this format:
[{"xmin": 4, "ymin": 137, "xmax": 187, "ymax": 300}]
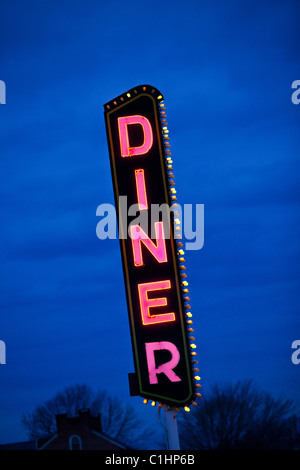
[
  {"xmin": 178, "ymin": 380, "xmax": 300, "ymax": 450},
  {"xmin": 20, "ymin": 384, "xmax": 150, "ymax": 449}
]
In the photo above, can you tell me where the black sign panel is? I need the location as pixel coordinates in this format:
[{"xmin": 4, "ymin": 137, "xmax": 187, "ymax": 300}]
[{"xmin": 104, "ymin": 85, "xmax": 196, "ymax": 407}]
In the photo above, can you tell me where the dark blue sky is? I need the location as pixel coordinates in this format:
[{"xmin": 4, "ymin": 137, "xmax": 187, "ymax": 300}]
[{"xmin": 0, "ymin": 0, "xmax": 299, "ymax": 446}]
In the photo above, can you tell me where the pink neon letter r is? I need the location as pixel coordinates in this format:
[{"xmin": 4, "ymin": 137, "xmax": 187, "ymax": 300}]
[{"xmin": 145, "ymin": 341, "xmax": 181, "ymax": 384}]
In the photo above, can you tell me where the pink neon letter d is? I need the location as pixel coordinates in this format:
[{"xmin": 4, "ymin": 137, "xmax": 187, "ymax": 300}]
[
  {"xmin": 145, "ymin": 341, "xmax": 181, "ymax": 384},
  {"xmin": 118, "ymin": 115, "xmax": 153, "ymax": 157}
]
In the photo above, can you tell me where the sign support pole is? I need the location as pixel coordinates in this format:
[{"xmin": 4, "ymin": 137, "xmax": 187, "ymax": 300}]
[{"xmin": 164, "ymin": 405, "xmax": 180, "ymax": 450}]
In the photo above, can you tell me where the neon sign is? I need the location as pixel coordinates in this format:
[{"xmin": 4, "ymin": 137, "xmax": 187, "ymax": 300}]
[{"xmin": 104, "ymin": 85, "xmax": 198, "ymax": 407}]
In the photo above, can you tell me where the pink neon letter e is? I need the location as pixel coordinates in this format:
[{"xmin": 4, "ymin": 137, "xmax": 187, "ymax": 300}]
[
  {"xmin": 145, "ymin": 341, "xmax": 181, "ymax": 384},
  {"xmin": 138, "ymin": 280, "xmax": 174, "ymax": 325}
]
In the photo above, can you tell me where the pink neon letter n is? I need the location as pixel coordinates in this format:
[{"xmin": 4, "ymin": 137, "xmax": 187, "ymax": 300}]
[{"xmin": 131, "ymin": 222, "xmax": 167, "ymax": 267}]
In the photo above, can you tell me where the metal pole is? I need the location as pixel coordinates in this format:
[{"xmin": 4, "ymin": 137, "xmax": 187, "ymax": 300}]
[{"xmin": 164, "ymin": 405, "xmax": 180, "ymax": 450}]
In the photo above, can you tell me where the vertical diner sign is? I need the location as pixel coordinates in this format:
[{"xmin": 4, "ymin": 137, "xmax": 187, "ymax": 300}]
[{"xmin": 104, "ymin": 85, "xmax": 196, "ymax": 407}]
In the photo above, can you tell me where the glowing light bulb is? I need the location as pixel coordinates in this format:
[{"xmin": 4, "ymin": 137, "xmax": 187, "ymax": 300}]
[
  {"xmin": 151, "ymin": 401, "xmax": 156, "ymax": 406},
  {"xmin": 184, "ymin": 406, "xmax": 190, "ymax": 412}
]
